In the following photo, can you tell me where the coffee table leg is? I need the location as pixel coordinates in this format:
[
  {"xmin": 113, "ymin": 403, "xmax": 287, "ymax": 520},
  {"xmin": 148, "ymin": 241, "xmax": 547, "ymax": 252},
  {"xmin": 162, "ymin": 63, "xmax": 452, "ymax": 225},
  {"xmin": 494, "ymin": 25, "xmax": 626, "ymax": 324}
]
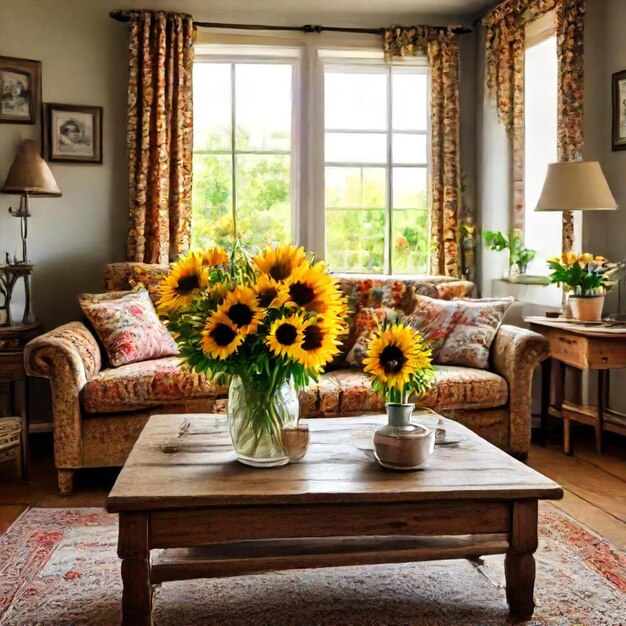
[
  {"xmin": 505, "ymin": 500, "xmax": 538, "ymax": 620},
  {"xmin": 118, "ymin": 512, "xmax": 152, "ymax": 626}
]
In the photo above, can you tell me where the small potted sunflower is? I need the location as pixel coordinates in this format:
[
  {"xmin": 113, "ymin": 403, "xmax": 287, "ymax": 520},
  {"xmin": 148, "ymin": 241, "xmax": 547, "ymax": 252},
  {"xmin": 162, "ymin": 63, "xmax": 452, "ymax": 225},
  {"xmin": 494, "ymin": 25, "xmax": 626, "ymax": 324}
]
[
  {"xmin": 363, "ymin": 322, "xmax": 436, "ymax": 470},
  {"xmin": 157, "ymin": 242, "xmax": 347, "ymax": 468}
]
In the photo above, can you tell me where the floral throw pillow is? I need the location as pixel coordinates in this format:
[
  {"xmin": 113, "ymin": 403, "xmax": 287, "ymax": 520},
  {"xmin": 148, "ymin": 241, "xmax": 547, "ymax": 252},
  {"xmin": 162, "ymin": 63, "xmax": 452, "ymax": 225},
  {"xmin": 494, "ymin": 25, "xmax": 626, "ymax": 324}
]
[
  {"xmin": 79, "ymin": 286, "xmax": 179, "ymax": 367},
  {"xmin": 344, "ymin": 306, "xmax": 402, "ymax": 369},
  {"xmin": 404, "ymin": 295, "xmax": 514, "ymax": 369}
]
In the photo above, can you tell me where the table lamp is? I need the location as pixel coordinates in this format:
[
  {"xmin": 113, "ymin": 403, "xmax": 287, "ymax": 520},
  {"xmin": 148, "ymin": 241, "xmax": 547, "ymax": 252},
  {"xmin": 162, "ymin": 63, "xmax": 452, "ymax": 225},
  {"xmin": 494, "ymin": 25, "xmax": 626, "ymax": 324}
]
[{"xmin": 1, "ymin": 140, "xmax": 61, "ymax": 325}]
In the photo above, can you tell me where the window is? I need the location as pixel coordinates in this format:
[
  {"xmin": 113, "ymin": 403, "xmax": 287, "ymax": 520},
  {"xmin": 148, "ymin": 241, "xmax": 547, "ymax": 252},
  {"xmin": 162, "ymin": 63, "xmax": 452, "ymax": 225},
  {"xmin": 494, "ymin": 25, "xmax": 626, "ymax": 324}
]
[
  {"xmin": 523, "ymin": 27, "xmax": 559, "ymax": 274},
  {"xmin": 192, "ymin": 56, "xmax": 295, "ymax": 249},
  {"xmin": 323, "ymin": 64, "xmax": 429, "ymax": 274},
  {"xmin": 192, "ymin": 42, "xmax": 430, "ymax": 275}
]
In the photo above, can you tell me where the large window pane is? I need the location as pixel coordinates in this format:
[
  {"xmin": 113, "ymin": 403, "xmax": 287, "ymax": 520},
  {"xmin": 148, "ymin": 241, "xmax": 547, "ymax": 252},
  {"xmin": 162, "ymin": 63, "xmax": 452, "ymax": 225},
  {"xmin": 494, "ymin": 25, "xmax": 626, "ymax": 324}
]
[
  {"xmin": 392, "ymin": 167, "xmax": 428, "ymax": 209},
  {"xmin": 325, "ymin": 209, "xmax": 385, "ymax": 273},
  {"xmin": 392, "ymin": 72, "xmax": 427, "ymax": 131},
  {"xmin": 236, "ymin": 154, "xmax": 291, "ymax": 247},
  {"xmin": 192, "ymin": 154, "xmax": 233, "ymax": 247},
  {"xmin": 391, "ymin": 210, "xmax": 429, "ymax": 273},
  {"xmin": 236, "ymin": 64, "xmax": 292, "ymax": 152},
  {"xmin": 193, "ymin": 63, "xmax": 231, "ymax": 152},
  {"xmin": 393, "ymin": 133, "xmax": 427, "ymax": 164},
  {"xmin": 325, "ymin": 132, "xmax": 387, "ymax": 164},
  {"xmin": 325, "ymin": 167, "xmax": 385, "ymax": 208},
  {"xmin": 325, "ymin": 71, "xmax": 387, "ymax": 130}
]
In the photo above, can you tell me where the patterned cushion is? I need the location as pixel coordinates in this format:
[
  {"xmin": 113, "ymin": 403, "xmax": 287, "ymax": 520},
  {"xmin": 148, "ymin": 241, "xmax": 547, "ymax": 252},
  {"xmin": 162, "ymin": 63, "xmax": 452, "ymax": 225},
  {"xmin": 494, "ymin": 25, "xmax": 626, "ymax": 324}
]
[
  {"xmin": 82, "ymin": 356, "xmax": 226, "ymax": 413},
  {"xmin": 300, "ymin": 366, "xmax": 508, "ymax": 417},
  {"xmin": 343, "ymin": 306, "xmax": 402, "ymax": 369},
  {"xmin": 404, "ymin": 295, "xmax": 514, "ymax": 369},
  {"xmin": 79, "ymin": 287, "xmax": 178, "ymax": 367},
  {"xmin": 103, "ymin": 263, "xmax": 170, "ymax": 305}
]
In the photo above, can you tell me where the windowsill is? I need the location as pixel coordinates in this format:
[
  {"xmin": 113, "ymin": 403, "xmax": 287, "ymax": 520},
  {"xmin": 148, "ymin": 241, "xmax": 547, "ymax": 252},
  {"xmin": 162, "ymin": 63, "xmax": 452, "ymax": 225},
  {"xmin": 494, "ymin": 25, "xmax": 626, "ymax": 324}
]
[{"xmin": 501, "ymin": 276, "xmax": 551, "ymax": 286}]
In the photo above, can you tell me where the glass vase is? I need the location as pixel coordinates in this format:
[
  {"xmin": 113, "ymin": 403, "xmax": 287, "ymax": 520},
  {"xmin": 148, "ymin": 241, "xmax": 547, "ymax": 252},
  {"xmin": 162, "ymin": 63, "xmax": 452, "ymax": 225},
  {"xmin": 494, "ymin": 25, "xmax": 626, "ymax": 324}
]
[{"xmin": 227, "ymin": 374, "xmax": 299, "ymax": 468}]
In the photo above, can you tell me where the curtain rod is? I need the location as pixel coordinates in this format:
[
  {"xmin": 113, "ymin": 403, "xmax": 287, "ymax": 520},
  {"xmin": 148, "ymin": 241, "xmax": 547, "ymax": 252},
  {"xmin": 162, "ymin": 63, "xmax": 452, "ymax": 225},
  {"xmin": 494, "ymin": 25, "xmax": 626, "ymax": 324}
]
[{"xmin": 109, "ymin": 11, "xmax": 472, "ymax": 35}]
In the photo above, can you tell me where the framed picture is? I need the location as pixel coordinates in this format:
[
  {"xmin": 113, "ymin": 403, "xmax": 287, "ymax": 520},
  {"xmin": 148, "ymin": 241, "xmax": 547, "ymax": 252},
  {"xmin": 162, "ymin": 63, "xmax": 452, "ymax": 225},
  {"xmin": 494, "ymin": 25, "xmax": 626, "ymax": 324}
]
[
  {"xmin": 0, "ymin": 56, "xmax": 41, "ymax": 124},
  {"xmin": 44, "ymin": 103, "xmax": 102, "ymax": 163},
  {"xmin": 612, "ymin": 70, "xmax": 626, "ymax": 150}
]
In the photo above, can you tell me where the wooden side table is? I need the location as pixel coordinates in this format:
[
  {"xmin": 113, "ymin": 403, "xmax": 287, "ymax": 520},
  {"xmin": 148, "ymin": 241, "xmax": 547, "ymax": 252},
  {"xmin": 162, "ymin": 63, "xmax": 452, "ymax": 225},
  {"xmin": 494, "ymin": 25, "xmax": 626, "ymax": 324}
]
[
  {"xmin": 0, "ymin": 323, "xmax": 43, "ymax": 481},
  {"xmin": 526, "ymin": 316, "xmax": 626, "ymax": 455}
]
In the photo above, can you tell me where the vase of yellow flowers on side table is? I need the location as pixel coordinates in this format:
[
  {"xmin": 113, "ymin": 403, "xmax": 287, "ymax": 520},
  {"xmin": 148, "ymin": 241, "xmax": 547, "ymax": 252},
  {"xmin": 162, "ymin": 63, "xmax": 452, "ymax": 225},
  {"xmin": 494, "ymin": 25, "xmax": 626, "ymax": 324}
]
[
  {"xmin": 547, "ymin": 252, "xmax": 625, "ymax": 322},
  {"xmin": 363, "ymin": 322, "xmax": 436, "ymax": 470},
  {"xmin": 157, "ymin": 243, "xmax": 347, "ymax": 468}
]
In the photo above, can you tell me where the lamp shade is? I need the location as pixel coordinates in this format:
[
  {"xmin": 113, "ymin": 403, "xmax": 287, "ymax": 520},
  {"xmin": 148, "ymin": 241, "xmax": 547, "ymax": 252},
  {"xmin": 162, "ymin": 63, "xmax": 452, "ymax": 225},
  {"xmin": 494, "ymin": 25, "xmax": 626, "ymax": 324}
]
[
  {"xmin": 2, "ymin": 140, "xmax": 61, "ymax": 197},
  {"xmin": 535, "ymin": 161, "xmax": 616, "ymax": 212}
]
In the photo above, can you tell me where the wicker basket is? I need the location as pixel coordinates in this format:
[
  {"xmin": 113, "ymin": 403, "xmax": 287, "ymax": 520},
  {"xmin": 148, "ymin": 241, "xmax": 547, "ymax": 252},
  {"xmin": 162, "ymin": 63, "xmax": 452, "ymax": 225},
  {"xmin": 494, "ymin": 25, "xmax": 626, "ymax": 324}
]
[{"xmin": 0, "ymin": 416, "xmax": 22, "ymax": 476}]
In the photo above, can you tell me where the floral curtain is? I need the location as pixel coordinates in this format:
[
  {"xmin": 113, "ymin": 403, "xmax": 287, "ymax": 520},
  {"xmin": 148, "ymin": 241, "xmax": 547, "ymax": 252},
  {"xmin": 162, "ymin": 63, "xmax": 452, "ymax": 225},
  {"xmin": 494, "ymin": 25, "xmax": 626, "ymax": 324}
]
[
  {"xmin": 127, "ymin": 11, "xmax": 194, "ymax": 264},
  {"xmin": 384, "ymin": 27, "xmax": 462, "ymax": 278},
  {"xmin": 483, "ymin": 0, "xmax": 586, "ymax": 252}
]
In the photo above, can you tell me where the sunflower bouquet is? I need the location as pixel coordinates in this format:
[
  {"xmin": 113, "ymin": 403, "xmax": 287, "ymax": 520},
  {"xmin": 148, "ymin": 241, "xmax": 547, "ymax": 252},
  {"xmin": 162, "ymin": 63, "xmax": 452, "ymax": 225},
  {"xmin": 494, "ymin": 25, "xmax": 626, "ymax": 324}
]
[
  {"xmin": 363, "ymin": 322, "xmax": 435, "ymax": 405},
  {"xmin": 157, "ymin": 242, "xmax": 347, "ymax": 466}
]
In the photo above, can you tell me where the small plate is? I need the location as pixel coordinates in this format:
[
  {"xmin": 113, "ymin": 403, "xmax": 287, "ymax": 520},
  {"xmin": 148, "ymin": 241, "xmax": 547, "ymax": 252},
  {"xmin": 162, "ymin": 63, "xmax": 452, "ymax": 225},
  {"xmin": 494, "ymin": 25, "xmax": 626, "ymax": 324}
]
[{"xmin": 435, "ymin": 432, "xmax": 464, "ymax": 445}]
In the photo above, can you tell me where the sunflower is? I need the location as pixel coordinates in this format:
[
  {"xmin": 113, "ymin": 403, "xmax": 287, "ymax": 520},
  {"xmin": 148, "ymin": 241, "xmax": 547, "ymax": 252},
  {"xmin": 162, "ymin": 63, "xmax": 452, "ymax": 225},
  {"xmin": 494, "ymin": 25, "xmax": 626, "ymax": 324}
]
[
  {"xmin": 363, "ymin": 323, "xmax": 433, "ymax": 392},
  {"xmin": 201, "ymin": 312, "xmax": 244, "ymax": 360},
  {"xmin": 282, "ymin": 262, "xmax": 345, "ymax": 315},
  {"xmin": 299, "ymin": 319, "xmax": 341, "ymax": 371},
  {"xmin": 199, "ymin": 246, "xmax": 229, "ymax": 268},
  {"xmin": 217, "ymin": 286, "xmax": 264, "ymax": 335},
  {"xmin": 253, "ymin": 244, "xmax": 308, "ymax": 282},
  {"xmin": 253, "ymin": 274, "xmax": 289, "ymax": 309},
  {"xmin": 157, "ymin": 253, "xmax": 207, "ymax": 314},
  {"xmin": 266, "ymin": 314, "xmax": 306, "ymax": 361}
]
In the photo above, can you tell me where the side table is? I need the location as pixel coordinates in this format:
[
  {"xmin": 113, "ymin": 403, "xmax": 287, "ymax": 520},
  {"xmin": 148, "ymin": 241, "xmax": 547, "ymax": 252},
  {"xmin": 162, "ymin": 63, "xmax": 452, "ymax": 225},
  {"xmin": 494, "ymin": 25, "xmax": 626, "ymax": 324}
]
[
  {"xmin": 0, "ymin": 323, "xmax": 43, "ymax": 481},
  {"xmin": 525, "ymin": 316, "xmax": 626, "ymax": 455}
]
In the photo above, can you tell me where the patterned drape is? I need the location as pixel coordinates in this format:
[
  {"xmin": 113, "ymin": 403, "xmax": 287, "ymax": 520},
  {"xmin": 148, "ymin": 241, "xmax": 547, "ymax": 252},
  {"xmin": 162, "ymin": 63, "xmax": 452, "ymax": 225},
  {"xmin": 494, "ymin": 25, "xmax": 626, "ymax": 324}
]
[
  {"xmin": 127, "ymin": 11, "xmax": 194, "ymax": 264},
  {"xmin": 483, "ymin": 0, "xmax": 586, "ymax": 251},
  {"xmin": 384, "ymin": 27, "xmax": 462, "ymax": 278}
]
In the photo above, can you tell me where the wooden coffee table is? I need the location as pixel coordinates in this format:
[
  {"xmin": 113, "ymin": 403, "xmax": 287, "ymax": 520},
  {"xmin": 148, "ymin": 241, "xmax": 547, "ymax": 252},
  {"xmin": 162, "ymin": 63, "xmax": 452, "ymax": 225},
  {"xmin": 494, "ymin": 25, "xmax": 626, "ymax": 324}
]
[{"xmin": 106, "ymin": 413, "xmax": 562, "ymax": 625}]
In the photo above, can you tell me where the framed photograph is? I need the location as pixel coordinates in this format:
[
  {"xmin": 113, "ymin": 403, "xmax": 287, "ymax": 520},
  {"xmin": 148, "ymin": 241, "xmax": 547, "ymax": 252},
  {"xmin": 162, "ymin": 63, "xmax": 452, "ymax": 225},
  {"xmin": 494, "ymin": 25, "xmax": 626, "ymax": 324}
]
[
  {"xmin": 43, "ymin": 103, "xmax": 102, "ymax": 163},
  {"xmin": 0, "ymin": 56, "xmax": 41, "ymax": 124},
  {"xmin": 612, "ymin": 70, "xmax": 626, "ymax": 150}
]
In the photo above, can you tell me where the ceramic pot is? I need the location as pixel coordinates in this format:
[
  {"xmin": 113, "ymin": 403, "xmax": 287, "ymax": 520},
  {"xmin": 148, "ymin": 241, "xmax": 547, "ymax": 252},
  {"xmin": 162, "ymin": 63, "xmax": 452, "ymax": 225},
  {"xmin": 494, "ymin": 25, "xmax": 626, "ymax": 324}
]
[
  {"xmin": 569, "ymin": 294, "xmax": 605, "ymax": 322},
  {"xmin": 373, "ymin": 403, "xmax": 435, "ymax": 470}
]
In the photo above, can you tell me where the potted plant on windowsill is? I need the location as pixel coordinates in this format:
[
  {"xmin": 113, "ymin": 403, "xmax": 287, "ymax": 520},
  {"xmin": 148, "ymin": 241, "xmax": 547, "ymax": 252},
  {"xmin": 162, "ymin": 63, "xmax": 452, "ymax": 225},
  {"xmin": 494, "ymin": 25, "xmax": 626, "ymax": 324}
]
[
  {"xmin": 546, "ymin": 252, "xmax": 625, "ymax": 321},
  {"xmin": 483, "ymin": 229, "xmax": 537, "ymax": 278}
]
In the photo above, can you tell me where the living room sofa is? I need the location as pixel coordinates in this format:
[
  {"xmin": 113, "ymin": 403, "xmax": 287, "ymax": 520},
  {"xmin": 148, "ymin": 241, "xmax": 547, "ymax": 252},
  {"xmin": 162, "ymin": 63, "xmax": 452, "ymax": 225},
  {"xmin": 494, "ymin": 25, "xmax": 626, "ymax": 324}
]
[{"xmin": 25, "ymin": 262, "xmax": 549, "ymax": 495}]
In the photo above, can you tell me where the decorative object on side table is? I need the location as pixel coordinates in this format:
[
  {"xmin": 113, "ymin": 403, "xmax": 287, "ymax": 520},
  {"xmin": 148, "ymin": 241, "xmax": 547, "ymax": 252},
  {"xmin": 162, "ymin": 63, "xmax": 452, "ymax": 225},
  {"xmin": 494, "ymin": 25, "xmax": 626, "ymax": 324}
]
[
  {"xmin": 483, "ymin": 228, "xmax": 537, "ymax": 278},
  {"xmin": 157, "ymin": 243, "xmax": 348, "ymax": 467},
  {"xmin": 0, "ymin": 56, "xmax": 41, "ymax": 124},
  {"xmin": 546, "ymin": 252, "xmax": 626, "ymax": 321},
  {"xmin": 1, "ymin": 140, "xmax": 61, "ymax": 325},
  {"xmin": 362, "ymin": 322, "xmax": 436, "ymax": 470},
  {"xmin": 43, "ymin": 103, "xmax": 103, "ymax": 163}
]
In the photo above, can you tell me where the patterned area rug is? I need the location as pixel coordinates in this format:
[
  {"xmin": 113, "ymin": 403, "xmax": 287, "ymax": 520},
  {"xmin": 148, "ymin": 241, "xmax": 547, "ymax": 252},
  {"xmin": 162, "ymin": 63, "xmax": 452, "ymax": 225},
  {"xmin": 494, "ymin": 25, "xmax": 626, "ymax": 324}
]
[{"xmin": 0, "ymin": 504, "xmax": 624, "ymax": 625}]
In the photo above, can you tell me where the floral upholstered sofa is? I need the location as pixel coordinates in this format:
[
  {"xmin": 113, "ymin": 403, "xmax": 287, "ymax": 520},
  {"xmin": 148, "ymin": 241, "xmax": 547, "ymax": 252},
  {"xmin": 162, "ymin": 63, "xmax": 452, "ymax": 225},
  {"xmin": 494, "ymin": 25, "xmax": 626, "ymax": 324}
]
[{"xmin": 25, "ymin": 262, "xmax": 549, "ymax": 495}]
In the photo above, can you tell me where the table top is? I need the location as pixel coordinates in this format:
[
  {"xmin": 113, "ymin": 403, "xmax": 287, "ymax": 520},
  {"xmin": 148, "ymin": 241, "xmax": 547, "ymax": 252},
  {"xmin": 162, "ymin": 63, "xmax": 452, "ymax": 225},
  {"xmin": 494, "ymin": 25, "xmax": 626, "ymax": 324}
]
[
  {"xmin": 106, "ymin": 413, "xmax": 562, "ymax": 513},
  {"xmin": 525, "ymin": 316, "xmax": 626, "ymax": 338}
]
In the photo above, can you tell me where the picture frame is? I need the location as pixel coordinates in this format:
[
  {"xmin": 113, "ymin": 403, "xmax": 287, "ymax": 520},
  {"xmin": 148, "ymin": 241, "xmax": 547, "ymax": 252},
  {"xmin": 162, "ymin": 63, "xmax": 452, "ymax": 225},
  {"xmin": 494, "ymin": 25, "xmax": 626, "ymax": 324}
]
[
  {"xmin": 0, "ymin": 56, "xmax": 41, "ymax": 124},
  {"xmin": 43, "ymin": 103, "xmax": 103, "ymax": 164},
  {"xmin": 612, "ymin": 70, "xmax": 626, "ymax": 151}
]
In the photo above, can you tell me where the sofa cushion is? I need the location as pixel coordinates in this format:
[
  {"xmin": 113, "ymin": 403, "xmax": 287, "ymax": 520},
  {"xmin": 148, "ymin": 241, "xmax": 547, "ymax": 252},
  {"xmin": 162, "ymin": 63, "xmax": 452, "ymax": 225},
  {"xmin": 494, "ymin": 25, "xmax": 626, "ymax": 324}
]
[
  {"xmin": 404, "ymin": 295, "xmax": 514, "ymax": 370},
  {"xmin": 79, "ymin": 287, "xmax": 178, "ymax": 367},
  {"xmin": 301, "ymin": 366, "xmax": 508, "ymax": 417},
  {"xmin": 82, "ymin": 357, "xmax": 226, "ymax": 414}
]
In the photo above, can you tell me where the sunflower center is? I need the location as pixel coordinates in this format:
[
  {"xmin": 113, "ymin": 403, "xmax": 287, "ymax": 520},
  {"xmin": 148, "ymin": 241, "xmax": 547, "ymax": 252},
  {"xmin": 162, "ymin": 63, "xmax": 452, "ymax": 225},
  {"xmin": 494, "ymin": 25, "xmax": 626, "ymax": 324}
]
[
  {"xmin": 276, "ymin": 323, "xmax": 298, "ymax": 346},
  {"xmin": 227, "ymin": 303, "xmax": 254, "ymax": 327},
  {"xmin": 258, "ymin": 288, "xmax": 278, "ymax": 308},
  {"xmin": 176, "ymin": 274, "xmax": 200, "ymax": 294},
  {"xmin": 302, "ymin": 325, "xmax": 324, "ymax": 351},
  {"xmin": 210, "ymin": 324, "xmax": 237, "ymax": 346},
  {"xmin": 380, "ymin": 345, "xmax": 407, "ymax": 374},
  {"xmin": 289, "ymin": 282, "xmax": 315, "ymax": 307},
  {"xmin": 269, "ymin": 261, "xmax": 292, "ymax": 281}
]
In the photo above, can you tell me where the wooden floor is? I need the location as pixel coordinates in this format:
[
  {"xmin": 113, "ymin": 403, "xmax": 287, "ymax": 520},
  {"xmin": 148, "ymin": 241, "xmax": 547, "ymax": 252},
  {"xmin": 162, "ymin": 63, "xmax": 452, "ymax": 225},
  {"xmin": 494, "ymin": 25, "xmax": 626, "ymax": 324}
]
[{"xmin": 1, "ymin": 425, "xmax": 625, "ymax": 548}]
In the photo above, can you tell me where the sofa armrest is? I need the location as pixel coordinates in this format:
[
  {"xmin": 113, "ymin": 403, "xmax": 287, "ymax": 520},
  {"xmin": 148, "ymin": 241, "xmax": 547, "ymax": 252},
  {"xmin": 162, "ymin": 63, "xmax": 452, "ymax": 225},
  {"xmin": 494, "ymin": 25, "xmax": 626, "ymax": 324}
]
[
  {"xmin": 24, "ymin": 322, "xmax": 102, "ymax": 468},
  {"xmin": 491, "ymin": 324, "xmax": 550, "ymax": 458}
]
